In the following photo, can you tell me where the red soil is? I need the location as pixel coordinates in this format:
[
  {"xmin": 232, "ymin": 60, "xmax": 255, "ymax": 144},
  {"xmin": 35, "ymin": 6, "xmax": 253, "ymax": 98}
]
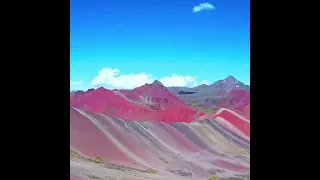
[
  {"xmin": 212, "ymin": 109, "xmax": 250, "ymax": 137},
  {"xmin": 216, "ymin": 89, "xmax": 250, "ymax": 117},
  {"xmin": 70, "ymin": 84, "xmax": 204, "ymax": 123}
]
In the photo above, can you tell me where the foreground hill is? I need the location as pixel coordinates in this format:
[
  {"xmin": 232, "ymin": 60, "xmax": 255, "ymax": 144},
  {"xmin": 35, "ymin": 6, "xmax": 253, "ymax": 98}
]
[
  {"xmin": 198, "ymin": 108, "xmax": 250, "ymax": 142},
  {"xmin": 70, "ymin": 108, "xmax": 250, "ymax": 180}
]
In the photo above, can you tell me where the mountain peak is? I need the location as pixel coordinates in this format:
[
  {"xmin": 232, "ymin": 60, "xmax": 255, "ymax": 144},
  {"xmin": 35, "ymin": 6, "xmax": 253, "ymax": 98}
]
[
  {"xmin": 152, "ymin": 80, "xmax": 164, "ymax": 86},
  {"xmin": 209, "ymin": 75, "xmax": 248, "ymax": 93},
  {"xmin": 211, "ymin": 75, "xmax": 238, "ymax": 86},
  {"xmin": 225, "ymin": 75, "xmax": 237, "ymax": 81}
]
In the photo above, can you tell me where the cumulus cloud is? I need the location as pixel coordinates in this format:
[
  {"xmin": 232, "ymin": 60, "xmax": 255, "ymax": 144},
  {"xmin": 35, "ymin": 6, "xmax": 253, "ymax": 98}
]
[
  {"xmin": 91, "ymin": 68, "xmax": 197, "ymax": 89},
  {"xmin": 92, "ymin": 68, "xmax": 153, "ymax": 89},
  {"xmin": 70, "ymin": 81, "xmax": 84, "ymax": 85},
  {"xmin": 159, "ymin": 74, "xmax": 196, "ymax": 87},
  {"xmin": 193, "ymin": 3, "xmax": 215, "ymax": 13}
]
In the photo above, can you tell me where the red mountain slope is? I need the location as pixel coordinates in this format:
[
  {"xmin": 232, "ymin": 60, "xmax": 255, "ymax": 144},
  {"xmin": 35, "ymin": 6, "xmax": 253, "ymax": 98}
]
[
  {"xmin": 120, "ymin": 80, "xmax": 189, "ymax": 109},
  {"xmin": 70, "ymin": 81, "xmax": 204, "ymax": 123},
  {"xmin": 197, "ymin": 107, "xmax": 250, "ymax": 141},
  {"xmin": 216, "ymin": 89, "xmax": 250, "ymax": 117},
  {"xmin": 212, "ymin": 108, "xmax": 250, "ymax": 141}
]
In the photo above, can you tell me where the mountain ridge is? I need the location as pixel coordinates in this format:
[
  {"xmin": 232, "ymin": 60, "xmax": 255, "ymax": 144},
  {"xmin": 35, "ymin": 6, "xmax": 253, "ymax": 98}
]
[
  {"xmin": 70, "ymin": 75, "xmax": 250, "ymax": 117},
  {"xmin": 71, "ymin": 75, "xmax": 249, "ymax": 92}
]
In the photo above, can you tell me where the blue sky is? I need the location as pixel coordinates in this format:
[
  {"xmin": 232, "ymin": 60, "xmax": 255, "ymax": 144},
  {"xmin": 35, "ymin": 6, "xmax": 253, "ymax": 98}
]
[{"xmin": 71, "ymin": 0, "xmax": 250, "ymax": 90}]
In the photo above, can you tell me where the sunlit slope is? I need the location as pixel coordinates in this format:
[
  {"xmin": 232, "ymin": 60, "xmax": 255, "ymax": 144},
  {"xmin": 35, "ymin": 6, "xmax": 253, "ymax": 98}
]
[
  {"xmin": 70, "ymin": 108, "xmax": 250, "ymax": 180},
  {"xmin": 198, "ymin": 108, "xmax": 250, "ymax": 142}
]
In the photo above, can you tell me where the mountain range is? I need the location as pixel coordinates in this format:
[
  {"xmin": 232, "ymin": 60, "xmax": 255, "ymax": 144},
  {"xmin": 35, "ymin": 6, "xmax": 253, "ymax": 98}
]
[
  {"xmin": 70, "ymin": 75, "xmax": 250, "ymax": 180},
  {"xmin": 167, "ymin": 75, "xmax": 250, "ymax": 115},
  {"xmin": 71, "ymin": 75, "xmax": 250, "ymax": 117}
]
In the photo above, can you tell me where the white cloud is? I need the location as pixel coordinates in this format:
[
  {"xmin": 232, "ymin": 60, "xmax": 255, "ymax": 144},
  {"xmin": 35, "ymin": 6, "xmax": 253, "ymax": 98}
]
[
  {"xmin": 201, "ymin": 80, "xmax": 209, "ymax": 85},
  {"xmin": 193, "ymin": 3, "xmax": 215, "ymax": 13},
  {"xmin": 159, "ymin": 74, "xmax": 196, "ymax": 87},
  {"xmin": 92, "ymin": 68, "xmax": 153, "ymax": 89},
  {"xmin": 70, "ymin": 81, "xmax": 84, "ymax": 85},
  {"xmin": 91, "ymin": 68, "xmax": 197, "ymax": 89},
  {"xmin": 193, "ymin": 82, "xmax": 198, "ymax": 87}
]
